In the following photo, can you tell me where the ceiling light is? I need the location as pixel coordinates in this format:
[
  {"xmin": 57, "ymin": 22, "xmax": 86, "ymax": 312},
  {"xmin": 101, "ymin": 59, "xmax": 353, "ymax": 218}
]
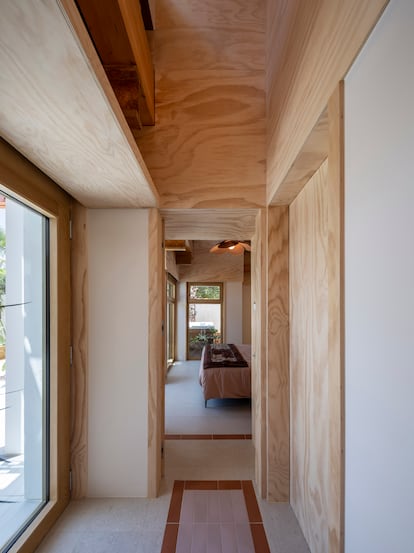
[{"xmin": 209, "ymin": 240, "xmax": 251, "ymax": 255}]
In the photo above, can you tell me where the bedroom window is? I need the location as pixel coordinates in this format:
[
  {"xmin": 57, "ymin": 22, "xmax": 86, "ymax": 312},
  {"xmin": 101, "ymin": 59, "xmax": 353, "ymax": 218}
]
[{"xmin": 187, "ymin": 283, "xmax": 223, "ymax": 360}]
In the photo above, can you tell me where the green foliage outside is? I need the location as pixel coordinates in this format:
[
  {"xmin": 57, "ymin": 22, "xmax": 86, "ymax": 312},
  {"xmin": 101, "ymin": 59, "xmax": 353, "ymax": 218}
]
[{"xmin": 190, "ymin": 285, "xmax": 221, "ymax": 300}]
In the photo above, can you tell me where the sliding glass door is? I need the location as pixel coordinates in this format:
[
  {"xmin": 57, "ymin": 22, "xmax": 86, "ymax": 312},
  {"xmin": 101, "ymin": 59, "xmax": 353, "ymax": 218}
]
[{"xmin": 0, "ymin": 193, "xmax": 49, "ymax": 551}]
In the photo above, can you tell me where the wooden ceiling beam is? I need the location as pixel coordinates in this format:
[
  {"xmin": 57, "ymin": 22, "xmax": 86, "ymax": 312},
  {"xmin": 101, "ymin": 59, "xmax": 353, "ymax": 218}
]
[
  {"xmin": 76, "ymin": 0, "xmax": 155, "ymax": 126},
  {"xmin": 269, "ymin": 108, "xmax": 329, "ymax": 205}
]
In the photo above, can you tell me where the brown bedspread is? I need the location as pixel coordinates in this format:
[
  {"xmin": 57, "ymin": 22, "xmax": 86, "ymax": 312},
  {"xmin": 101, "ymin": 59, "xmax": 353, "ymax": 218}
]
[
  {"xmin": 203, "ymin": 343, "xmax": 248, "ymax": 369},
  {"xmin": 199, "ymin": 344, "xmax": 251, "ymax": 401}
]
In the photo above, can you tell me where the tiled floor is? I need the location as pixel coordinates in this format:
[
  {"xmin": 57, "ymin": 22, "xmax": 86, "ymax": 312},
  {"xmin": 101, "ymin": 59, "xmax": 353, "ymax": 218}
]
[
  {"xmin": 34, "ymin": 359, "xmax": 306, "ymax": 553},
  {"xmin": 35, "ymin": 440, "xmax": 310, "ymax": 553},
  {"xmin": 161, "ymin": 480, "xmax": 270, "ymax": 553}
]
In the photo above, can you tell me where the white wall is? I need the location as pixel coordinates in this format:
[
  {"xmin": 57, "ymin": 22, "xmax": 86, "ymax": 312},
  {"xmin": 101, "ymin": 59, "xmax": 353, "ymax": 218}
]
[
  {"xmin": 87, "ymin": 209, "xmax": 149, "ymax": 497},
  {"xmin": 176, "ymin": 281, "xmax": 187, "ymax": 361},
  {"xmin": 225, "ymin": 282, "xmax": 243, "ymax": 344},
  {"xmin": 345, "ymin": 1, "xmax": 414, "ymax": 550}
]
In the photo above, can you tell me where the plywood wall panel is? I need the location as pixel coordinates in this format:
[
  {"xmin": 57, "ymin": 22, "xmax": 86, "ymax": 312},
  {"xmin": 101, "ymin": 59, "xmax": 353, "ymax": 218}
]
[
  {"xmin": 290, "ymin": 161, "xmax": 329, "ymax": 552},
  {"xmin": 266, "ymin": 206, "xmax": 289, "ymax": 502},
  {"xmin": 136, "ymin": 0, "xmax": 266, "ymax": 208},
  {"xmin": 251, "ymin": 209, "xmax": 267, "ymax": 498},
  {"xmin": 266, "ymin": 0, "xmax": 388, "ymax": 204}
]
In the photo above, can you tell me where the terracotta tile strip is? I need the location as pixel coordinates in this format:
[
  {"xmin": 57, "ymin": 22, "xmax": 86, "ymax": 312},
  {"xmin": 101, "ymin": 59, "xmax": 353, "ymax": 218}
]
[
  {"xmin": 218, "ymin": 480, "xmax": 242, "ymax": 490},
  {"xmin": 242, "ymin": 480, "xmax": 263, "ymax": 523},
  {"xmin": 184, "ymin": 480, "xmax": 218, "ymax": 490},
  {"xmin": 164, "ymin": 433, "xmax": 252, "ymax": 440},
  {"xmin": 250, "ymin": 523, "xmax": 271, "ymax": 553},
  {"xmin": 162, "ymin": 480, "xmax": 270, "ymax": 553},
  {"xmin": 160, "ymin": 523, "xmax": 179, "ymax": 553},
  {"xmin": 167, "ymin": 480, "xmax": 184, "ymax": 523}
]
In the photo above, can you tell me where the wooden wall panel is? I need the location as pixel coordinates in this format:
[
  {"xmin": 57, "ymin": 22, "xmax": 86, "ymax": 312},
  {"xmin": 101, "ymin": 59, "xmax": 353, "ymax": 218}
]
[
  {"xmin": 147, "ymin": 209, "xmax": 165, "ymax": 497},
  {"xmin": 266, "ymin": 206, "xmax": 289, "ymax": 501},
  {"xmin": 327, "ymin": 84, "xmax": 344, "ymax": 553},
  {"xmin": 251, "ymin": 209, "xmax": 267, "ymax": 498},
  {"xmin": 266, "ymin": 0, "xmax": 388, "ymax": 204},
  {"xmin": 290, "ymin": 161, "xmax": 329, "ymax": 552},
  {"xmin": 135, "ymin": 0, "xmax": 266, "ymax": 208},
  {"xmin": 178, "ymin": 241, "xmax": 244, "ymax": 282},
  {"xmin": 70, "ymin": 202, "xmax": 89, "ymax": 499}
]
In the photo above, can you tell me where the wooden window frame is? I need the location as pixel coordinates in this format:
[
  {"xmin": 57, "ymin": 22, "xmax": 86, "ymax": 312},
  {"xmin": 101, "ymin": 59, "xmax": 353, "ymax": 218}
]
[
  {"xmin": 166, "ymin": 273, "xmax": 177, "ymax": 368},
  {"xmin": 0, "ymin": 139, "xmax": 71, "ymax": 553},
  {"xmin": 186, "ymin": 282, "xmax": 224, "ymax": 360}
]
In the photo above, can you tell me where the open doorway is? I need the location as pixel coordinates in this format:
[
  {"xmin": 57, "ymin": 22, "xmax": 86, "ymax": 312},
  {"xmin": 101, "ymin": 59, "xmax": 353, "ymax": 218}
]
[{"xmin": 164, "ymin": 240, "xmax": 252, "ymax": 438}]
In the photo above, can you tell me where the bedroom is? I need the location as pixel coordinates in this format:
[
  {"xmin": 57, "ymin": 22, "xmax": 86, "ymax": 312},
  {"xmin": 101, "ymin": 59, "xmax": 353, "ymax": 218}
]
[{"xmin": 164, "ymin": 239, "xmax": 252, "ymax": 438}]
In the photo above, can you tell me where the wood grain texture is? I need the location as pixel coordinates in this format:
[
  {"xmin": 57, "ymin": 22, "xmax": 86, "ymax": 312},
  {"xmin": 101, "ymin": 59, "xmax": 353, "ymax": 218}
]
[
  {"xmin": 242, "ymin": 254, "xmax": 251, "ymax": 344},
  {"xmin": 266, "ymin": 0, "xmax": 388, "ymax": 204},
  {"xmin": 266, "ymin": 206, "xmax": 289, "ymax": 501},
  {"xmin": 290, "ymin": 161, "xmax": 329, "ymax": 553},
  {"xmin": 162, "ymin": 209, "xmax": 258, "ymax": 240},
  {"xmin": 70, "ymin": 202, "xmax": 88, "ymax": 499},
  {"xmin": 270, "ymin": 109, "xmax": 328, "ymax": 206},
  {"xmin": 76, "ymin": 0, "xmax": 154, "ymax": 125},
  {"xmin": 155, "ymin": 0, "xmax": 263, "ymax": 30},
  {"xmin": 0, "ymin": 139, "xmax": 72, "ymax": 552},
  {"xmin": 118, "ymin": 0, "xmax": 155, "ymax": 122},
  {"xmin": 178, "ymin": 241, "xmax": 244, "ymax": 282},
  {"xmin": 251, "ymin": 209, "xmax": 267, "ymax": 498},
  {"xmin": 165, "ymin": 251, "xmax": 179, "ymax": 281},
  {"xmin": 147, "ymin": 208, "xmax": 165, "ymax": 497},
  {"xmin": 0, "ymin": 0, "xmax": 158, "ymax": 208},
  {"xmin": 135, "ymin": 0, "xmax": 266, "ymax": 208},
  {"xmin": 327, "ymin": 83, "xmax": 344, "ymax": 553}
]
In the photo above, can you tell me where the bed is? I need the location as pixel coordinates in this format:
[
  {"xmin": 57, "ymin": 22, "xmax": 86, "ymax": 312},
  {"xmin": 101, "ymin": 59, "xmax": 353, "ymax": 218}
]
[{"xmin": 199, "ymin": 343, "xmax": 251, "ymax": 406}]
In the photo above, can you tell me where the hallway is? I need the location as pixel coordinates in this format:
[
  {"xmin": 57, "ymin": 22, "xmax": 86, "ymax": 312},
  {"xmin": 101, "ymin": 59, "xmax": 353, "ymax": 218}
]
[{"xmin": 35, "ymin": 440, "xmax": 309, "ymax": 552}]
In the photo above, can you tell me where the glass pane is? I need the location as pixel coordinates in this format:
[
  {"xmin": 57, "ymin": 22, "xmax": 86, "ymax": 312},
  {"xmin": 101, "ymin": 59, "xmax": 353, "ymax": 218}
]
[
  {"xmin": 167, "ymin": 302, "xmax": 175, "ymax": 363},
  {"xmin": 0, "ymin": 194, "xmax": 48, "ymax": 550},
  {"xmin": 167, "ymin": 280, "xmax": 175, "ymax": 300},
  {"xmin": 189, "ymin": 284, "xmax": 221, "ymax": 300},
  {"xmin": 188, "ymin": 303, "xmax": 221, "ymax": 359}
]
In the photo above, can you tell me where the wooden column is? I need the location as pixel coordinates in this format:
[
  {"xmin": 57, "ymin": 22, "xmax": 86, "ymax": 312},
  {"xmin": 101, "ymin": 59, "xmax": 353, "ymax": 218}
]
[
  {"xmin": 266, "ymin": 206, "xmax": 290, "ymax": 501},
  {"xmin": 147, "ymin": 208, "xmax": 165, "ymax": 497},
  {"xmin": 70, "ymin": 202, "xmax": 89, "ymax": 498},
  {"xmin": 327, "ymin": 82, "xmax": 345, "ymax": 553},
  {"xmin": 251, "ymin": 209, "xmax": 267, "ymax": 498}
]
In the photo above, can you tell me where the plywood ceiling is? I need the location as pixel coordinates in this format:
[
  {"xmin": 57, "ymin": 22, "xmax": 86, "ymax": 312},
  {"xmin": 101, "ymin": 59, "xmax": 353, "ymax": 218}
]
[
  {"xmin": 0, "ymin": 0, "xmax": 158, "ymax": 208},
  {"xmin": 161, "ymin": 208, "xmax": 258, "ymax": 240}
]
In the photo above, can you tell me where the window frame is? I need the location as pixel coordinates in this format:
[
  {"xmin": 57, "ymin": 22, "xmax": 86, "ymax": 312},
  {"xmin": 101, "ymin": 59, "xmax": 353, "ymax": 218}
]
[
  {"xmin": 166, "ymin": 273, "xmax": 177, "ymax": 368},
  {"xmin": 0, "ymin": 139, "xmax": 71, "ymax": 553},
  {"xmin": 186, "ymin": 282, "xmax": 224, "ymax": 360}
]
